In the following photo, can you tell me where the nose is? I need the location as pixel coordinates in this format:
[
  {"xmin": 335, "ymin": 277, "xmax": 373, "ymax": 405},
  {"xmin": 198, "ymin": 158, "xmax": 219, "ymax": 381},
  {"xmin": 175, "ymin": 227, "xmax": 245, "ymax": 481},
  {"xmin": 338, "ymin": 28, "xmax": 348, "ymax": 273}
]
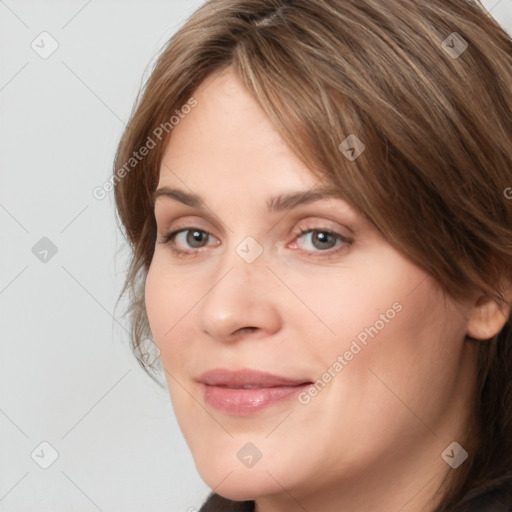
[{"xmin": 197, "ymin": 249, "xmax": 282, "ymax": 343}]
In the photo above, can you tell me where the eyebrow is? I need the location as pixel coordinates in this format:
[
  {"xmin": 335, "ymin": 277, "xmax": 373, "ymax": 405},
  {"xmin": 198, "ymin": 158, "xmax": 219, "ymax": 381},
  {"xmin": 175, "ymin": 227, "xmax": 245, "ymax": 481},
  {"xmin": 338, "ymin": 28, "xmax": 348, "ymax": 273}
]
[{"xmin": 152, "ymin": 185, "xmax": 346, "ymax": 212}]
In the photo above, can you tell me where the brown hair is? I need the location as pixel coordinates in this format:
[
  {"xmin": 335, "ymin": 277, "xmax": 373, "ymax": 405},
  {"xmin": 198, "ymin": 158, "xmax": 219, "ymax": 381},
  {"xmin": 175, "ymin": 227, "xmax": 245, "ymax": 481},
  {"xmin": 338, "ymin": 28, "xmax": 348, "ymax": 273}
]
[{"xmin": 113, "ymin": 0, "xmax": 512, "ymax": 510}]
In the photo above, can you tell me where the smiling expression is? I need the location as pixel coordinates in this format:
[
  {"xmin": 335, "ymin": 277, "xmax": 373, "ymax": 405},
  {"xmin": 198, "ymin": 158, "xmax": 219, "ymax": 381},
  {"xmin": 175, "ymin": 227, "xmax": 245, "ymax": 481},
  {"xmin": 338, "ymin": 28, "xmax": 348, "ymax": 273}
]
[{"xmin": 144, "ymin": 66, "xmax": 480, "ymax": 507}]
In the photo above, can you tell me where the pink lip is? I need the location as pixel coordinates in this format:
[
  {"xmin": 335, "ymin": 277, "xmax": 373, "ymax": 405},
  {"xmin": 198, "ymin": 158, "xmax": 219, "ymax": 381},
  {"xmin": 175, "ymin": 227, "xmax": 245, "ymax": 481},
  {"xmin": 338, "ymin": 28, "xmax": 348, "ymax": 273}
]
[{"xmin": 197, "ymin": 368, "xmax": 312, "ymax": 416}]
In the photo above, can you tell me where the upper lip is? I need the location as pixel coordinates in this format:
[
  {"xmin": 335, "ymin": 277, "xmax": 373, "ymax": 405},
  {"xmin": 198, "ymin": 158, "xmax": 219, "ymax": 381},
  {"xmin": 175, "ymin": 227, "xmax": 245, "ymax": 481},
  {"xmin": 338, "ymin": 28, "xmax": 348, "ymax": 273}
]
[{"xmin": 197, "ymin": 368, "xmax": 312, "ymax": 388}]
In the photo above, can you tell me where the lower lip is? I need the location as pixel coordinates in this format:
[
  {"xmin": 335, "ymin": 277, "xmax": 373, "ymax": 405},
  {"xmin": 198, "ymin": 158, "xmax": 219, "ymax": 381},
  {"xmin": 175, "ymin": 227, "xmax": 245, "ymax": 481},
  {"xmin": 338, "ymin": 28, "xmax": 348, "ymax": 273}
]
[{"xmin": 201, "ymin": 383, "xmax": 311, "ymax": 416}]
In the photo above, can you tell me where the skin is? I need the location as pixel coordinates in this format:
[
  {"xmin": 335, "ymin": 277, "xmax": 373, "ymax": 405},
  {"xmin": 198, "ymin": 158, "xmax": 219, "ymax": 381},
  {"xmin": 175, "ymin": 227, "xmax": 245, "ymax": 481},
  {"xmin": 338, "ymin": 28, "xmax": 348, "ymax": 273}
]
[{"xmin": 145, "ymin": 66, "xmax": 511, "ymax": 512}]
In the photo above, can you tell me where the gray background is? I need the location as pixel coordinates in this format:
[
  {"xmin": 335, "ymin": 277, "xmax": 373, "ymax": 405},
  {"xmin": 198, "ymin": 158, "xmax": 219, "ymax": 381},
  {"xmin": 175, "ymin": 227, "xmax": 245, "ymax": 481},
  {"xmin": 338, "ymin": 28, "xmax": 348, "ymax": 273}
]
[{"xmin": 1, "ymin": 1, "xmax": 511, "ymax": 511}]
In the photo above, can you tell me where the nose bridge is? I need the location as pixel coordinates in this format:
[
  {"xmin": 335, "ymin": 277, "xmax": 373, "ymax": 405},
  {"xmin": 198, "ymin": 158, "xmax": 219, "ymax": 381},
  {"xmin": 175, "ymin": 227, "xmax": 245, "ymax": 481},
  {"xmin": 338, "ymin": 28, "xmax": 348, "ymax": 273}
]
[
  {"xmin": 214, "ymin": 233, "xmax": 268, "ymax": 293},
  {"xmin": 197, "ymin": 236, "xmax": 280, "ymax": 340}
]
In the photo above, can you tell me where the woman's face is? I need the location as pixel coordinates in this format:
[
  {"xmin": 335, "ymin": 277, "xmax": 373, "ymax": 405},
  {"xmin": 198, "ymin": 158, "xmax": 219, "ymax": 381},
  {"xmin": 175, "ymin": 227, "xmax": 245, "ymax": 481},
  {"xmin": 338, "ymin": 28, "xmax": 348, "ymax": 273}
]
[{"xmin": 145, "ymin": 67, "xmax": 479, "ymax": 509}]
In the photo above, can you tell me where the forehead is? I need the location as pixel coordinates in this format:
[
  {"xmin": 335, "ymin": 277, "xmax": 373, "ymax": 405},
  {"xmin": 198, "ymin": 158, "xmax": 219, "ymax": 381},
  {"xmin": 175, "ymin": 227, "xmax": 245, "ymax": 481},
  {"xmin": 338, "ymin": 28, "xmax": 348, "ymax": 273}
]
[{"xmin": 157, "ymin": 69, "xmax": 324, "ymax": 193}]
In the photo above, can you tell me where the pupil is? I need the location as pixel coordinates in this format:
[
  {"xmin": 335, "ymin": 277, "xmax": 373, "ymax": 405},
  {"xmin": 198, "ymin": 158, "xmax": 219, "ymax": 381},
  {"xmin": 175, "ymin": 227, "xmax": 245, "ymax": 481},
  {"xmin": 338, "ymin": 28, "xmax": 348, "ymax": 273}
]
[
  {"xmin": 188, "ymin": 230, "xmax": 206, "ymax": 248},
  {"xmin": 313, "ymin": 232, "xmax": 335, "ymax": 249}
]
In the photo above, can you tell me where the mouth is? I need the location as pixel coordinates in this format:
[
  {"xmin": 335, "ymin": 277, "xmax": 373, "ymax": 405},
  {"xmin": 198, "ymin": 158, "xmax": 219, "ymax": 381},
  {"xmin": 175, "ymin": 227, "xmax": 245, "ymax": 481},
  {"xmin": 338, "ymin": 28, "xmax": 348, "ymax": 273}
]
[{"xmin": 197, "ymin": 368, "xmax": 313, "ymax": 416}]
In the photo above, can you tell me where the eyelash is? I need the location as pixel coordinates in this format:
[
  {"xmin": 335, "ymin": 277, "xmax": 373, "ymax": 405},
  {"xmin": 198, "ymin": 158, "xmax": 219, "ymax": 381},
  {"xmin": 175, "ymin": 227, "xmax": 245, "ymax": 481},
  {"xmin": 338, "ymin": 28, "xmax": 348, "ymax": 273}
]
[{"xmin": 157, "ymin": 225, "xmax": 353, "ymax": 259}]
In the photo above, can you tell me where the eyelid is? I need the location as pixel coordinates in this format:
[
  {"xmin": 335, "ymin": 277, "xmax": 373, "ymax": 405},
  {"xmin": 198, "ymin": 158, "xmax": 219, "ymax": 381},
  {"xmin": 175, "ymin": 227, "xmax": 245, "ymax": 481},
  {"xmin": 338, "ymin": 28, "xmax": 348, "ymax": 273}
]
[
  {"xmin": 156, "ymin": 227, "xmax": 220, "ymax": 259},
  {"xmin": 156, "ymin": 214, "xmax": 220, "ymax": 236},
  {"xmin": 157, "ymin": 226, "xmax": 353, "ymax": 262},
  {"xmin": 291, "ymin": 210, "xmax": 357, "ymax": 236},
  {"xmin": 287, "ymin": 224, "xmax": 353, "ymax": 254},
  {"xmin": 154, "ymin": 210, "xmax": 225, "ymax": 238}
]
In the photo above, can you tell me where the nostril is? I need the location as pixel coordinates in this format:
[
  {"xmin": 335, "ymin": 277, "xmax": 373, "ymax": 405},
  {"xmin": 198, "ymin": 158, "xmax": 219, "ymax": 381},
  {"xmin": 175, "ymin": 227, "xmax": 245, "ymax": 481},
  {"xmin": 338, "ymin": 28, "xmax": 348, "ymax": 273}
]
[{"xmin": 236, "ymin": 326, "xmax": 258, "ymax": 335}]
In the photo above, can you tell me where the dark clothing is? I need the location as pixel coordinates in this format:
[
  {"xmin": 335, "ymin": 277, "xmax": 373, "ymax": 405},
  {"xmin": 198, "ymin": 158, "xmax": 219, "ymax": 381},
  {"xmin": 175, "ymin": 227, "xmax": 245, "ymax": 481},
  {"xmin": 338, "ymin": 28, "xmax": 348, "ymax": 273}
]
[{"xmin": 199, "ymin": 493, "xmax": 254, "ymax": 511}]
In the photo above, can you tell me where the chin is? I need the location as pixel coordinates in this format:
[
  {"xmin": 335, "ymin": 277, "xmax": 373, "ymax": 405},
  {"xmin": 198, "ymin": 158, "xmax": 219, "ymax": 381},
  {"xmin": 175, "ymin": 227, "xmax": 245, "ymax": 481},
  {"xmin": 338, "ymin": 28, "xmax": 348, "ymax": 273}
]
[{"xmin": 197, "ymin": 465, "xmax": 288, "ymax": 501}]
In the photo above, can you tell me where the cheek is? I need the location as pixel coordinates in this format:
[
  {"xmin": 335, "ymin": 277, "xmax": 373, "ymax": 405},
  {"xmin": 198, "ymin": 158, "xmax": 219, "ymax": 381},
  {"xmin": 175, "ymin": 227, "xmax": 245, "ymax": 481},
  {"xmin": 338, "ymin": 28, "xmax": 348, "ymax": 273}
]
[
  {"xmin": 144, "ymin": 259, "xmax": 191, "ymax": 355},
  {"xmin": 277, "ymin": 244, "xmax": 422, "ymax": 350},
  {"xmin": 314, "ymin": 276, "xmax": 466, "ymax": 436},
  {"xmin": 144, "ymin": 256, "xmax": 215, "ymax": 396},
  {"xmin": 288, "ymin": 250, "xmax": 466, "ymax": 424},
  {"xmin": 144, "ymin": 261, "xmax": 168, "ymax": 337}
]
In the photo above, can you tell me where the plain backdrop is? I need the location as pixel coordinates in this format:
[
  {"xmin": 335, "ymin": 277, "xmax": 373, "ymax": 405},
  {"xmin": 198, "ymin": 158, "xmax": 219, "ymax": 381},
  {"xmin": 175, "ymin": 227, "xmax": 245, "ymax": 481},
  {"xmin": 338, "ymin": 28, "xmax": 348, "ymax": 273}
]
[{"xmin": 1, "ymin": 1, "xmax": 511, "ymax": 511}]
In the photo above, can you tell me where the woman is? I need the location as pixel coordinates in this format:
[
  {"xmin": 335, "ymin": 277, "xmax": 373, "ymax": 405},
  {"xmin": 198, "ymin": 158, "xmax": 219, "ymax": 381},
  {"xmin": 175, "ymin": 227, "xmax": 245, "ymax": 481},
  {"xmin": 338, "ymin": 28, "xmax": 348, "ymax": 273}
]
[{"xmin": 113, "ymin": 0, "xmax": 512, "ymax": 510}]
